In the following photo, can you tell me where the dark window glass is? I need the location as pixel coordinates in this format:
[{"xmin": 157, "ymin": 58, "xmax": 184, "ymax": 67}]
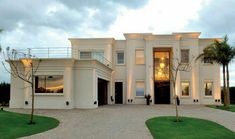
[{"xmin": 35, "ymin": 75, "xmax": 63, "ymax": 93}]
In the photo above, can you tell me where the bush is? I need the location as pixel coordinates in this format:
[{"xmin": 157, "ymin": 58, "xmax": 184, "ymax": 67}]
[
  {"xmin": 230, "ymin": 87, "xmax": 235, "ymax": 104},
  {"xmin": 0, "ymin": 82, "xmax": 10, "ymax": 106}
]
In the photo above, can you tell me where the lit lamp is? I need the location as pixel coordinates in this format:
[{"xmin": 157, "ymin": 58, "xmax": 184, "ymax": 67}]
[
  {"xmin": 21, "ymin": 58, "xmax": 32, "ymax": 67},
  {"xmin": 160, "ymin": 63, "xmax": 165, "ymax": 68}
]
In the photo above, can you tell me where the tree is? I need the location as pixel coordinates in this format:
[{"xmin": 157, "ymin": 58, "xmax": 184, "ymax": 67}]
[
  {"xmin": 196, "ymin": 35, "xmax": 235, "ymax": 107},
  {"xmin": 155, "ymin": 50, "xmax": 192, "ymax": 122},
  {"xmin": 170, "ymin": 58, "xmax": 191, "ymax": 122},
  {"xmin": 0, "ymin": 31, "xmax": 41, "ymax": 124}
]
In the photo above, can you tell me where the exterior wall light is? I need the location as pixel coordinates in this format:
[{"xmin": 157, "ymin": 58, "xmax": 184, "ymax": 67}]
[
  {"xmin": 25, "ymin": 101, "xmax": 28, "ymax": 105},
  {"xmin": 66, "ymin": 101, "xmax": 69, "ymax": 105}
]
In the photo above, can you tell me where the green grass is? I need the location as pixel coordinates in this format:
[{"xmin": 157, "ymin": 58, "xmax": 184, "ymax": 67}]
[
  {"xmin": 208, "ymin": 105, "xmax": 235, "ymax": 112},
  {"xmin": 0, "ymin": 110, "xmax": 59, "ymax": 139},
  {"xmin": 146, "ymin": 116, "xmax": 235, "ymax": 139}
]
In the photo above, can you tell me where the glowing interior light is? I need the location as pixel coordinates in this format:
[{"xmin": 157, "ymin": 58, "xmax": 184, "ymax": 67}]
[{"xmin": 160, "ymin": 63, "xmax": 165, "ymax": 68}]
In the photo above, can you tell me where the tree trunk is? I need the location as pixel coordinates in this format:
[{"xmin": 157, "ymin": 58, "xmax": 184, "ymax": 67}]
[
  {"xmin": 223, "ymin": 65, "xmax": 228, "ymax": 107},
  {"xmin": 226, "ymin": 64, "xmax": 230, "ymax": 105},
  {"xmin": 173, "ymin": 83, "xmax": 179, "ymax": 122},
  {"xmin": 29, "ymin": 67, "xmax": 35, "ymax": 124},
  {"xmin": 175, "ymin": 97, "xmax": 179, "ymax": 122}
]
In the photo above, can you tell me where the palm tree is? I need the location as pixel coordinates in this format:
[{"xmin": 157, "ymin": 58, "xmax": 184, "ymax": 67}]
[
  {"xmin": 196, "ymin": 35, "xmax": 235, "ymax": 107},
  {"xmin": 224, "ymin": 38, "xmax": 235, "ymax": 104}
]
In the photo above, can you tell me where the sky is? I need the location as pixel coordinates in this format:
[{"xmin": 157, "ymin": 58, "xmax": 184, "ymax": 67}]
[{"xmin": 0, "ymin": 0, "xmax": 235, "ymax": 86}]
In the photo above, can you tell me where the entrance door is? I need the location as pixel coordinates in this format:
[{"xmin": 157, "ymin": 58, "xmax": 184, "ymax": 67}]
[
  {"xmin": 115, "ymin": 82, "xmax": 123, "ymax": 104},
  {"xmin": 98, "ymin": 78, "xmax": 108, "ymax": 106},
  {"xmin": 155, "ymin": 81, "xmax": 170, "ymax": 104},
  {"xmin": 154, "ymin": 50, "xmax": 171, "ymax": 104}
]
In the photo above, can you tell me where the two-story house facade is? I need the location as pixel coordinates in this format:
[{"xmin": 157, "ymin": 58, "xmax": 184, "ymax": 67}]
[{"xmin": 9, "ymin": 32, "xmax": 221, "ymax": 109}]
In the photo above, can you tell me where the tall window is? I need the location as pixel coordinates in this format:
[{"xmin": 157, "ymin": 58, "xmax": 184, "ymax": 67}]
[
  {"xmin": 204, "ymin": 81, "xmax": 213, "ymax": 96},
  {"xmin": 135, "ymin": 49, "xmax": 145, "ymax": 64},
  {"xmin": 136, "ymin": 81, "xmax": 145, "ymax": 97},
  {"xmin": 35, "ymin": 75, "xmax": 63, "ymax": 93},
  {"xmin": 181, "ymin": 49, "xmax": 189, "ymax": 63},
  {"xmin": 116, "ymin": 51, "xmax": 124, "ymax": 64},
  {"xmin": 181, "ymin": 81, "xmax": 190, "ymax": 96}
]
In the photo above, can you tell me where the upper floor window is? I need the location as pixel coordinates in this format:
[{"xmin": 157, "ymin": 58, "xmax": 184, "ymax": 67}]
[
  {"xmin": 80, "ymin": 51, "xmax": 91, "ymax": 59},
  {"xmin": 181, "ymin": 81, "xmax": 190, "ymax": 97},
  {"xmin": 80, "ymin": 51, "xmax": 104, "ymax": 60},
  {"xmin": 116, "ymin": 51, "xmax": 125, "ymax": 65},
  {"xmin": 181, "ymin": 49, "xmax": 189, "ymax": 63},
  {"xmin": 136, "ymin": 49, "xmax": 145, "ymax": 64},
  {"xmin": 35, "ymin": 75, "xmax": 63, "ymax": 93},
  {"xmin": 204, "ymin": 81, "xmax": 213, "ymax": 96}
]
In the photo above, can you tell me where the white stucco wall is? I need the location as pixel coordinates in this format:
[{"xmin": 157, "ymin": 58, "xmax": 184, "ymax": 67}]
[{"xmin": 9, "ymin": 32, "xmax": 221, "ymax": 109}]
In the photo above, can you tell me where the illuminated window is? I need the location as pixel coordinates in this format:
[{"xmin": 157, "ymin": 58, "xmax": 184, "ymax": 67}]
[
  {"xmin": 35, "ymin": 75, "xmax": 63, "ymax": 93},
  {"xmin": 136, "ymin": 81, "xmax": 145, "ymax": 97},
  {"xmin": 181, "ymin": 81, "xmax": 190, "ymax": 96},
  {"xmin": 204, "ymin": 81, "xmax": 213, "ymax": 96},
  {"xmin": 181, "ymin": 49, "xmax": 189, "ymax": 63},
  {"xmin": 154, "ymin": 51, "xmax": 170, "ymax": 81},
  {"xmin": 116, "ymin": 51, "xmax": 124, "ymax": 64},
  {"xmin": 135, "ymin": 50, "xmax": 145, "ymax": 64}
]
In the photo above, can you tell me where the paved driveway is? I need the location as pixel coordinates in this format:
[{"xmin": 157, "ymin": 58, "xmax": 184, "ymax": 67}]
[{"xmin": 7, "ymin": 105, "xmax": 235, "ymax": 139}]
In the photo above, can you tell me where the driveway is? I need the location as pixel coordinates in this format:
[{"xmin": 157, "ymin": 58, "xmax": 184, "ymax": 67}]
[{"xmin": 7, "ymin": 105, "xmax": 235, "ymax": 139}]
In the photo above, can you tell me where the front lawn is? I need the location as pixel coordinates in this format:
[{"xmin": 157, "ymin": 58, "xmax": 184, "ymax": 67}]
[
  {"xmin": 0, "ymin": 110, "xmax": 59, "ymax": 139},
  {"xmin": 208, "ymin": 105, "xmax": 235, "ymax": 112},
  {"xmin": 146, "ymin": 116, "xmax": 235, "ymax": 139}
]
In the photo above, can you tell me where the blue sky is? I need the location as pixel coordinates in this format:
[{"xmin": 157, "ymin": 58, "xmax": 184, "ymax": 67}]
[{"xmin": 0, "ymin": 0, "xmax": 235, "ymax": 86}]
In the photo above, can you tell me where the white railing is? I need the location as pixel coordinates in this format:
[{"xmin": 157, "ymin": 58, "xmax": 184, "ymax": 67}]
[
  {"xmin": 12, "ymin": 47, "xmax": 112, "ymax": 68},
  {"xmin": 14, "ymin": 47, "xmax": 72, "ymax": 59}
]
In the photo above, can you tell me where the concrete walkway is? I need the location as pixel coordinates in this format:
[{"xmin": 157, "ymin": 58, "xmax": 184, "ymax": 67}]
[{"xmin": 6, "ymin": 105, "xmax": 235, "ymax": 139}]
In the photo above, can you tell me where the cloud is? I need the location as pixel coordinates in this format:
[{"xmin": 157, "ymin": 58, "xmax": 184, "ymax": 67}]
[
  {"xmin": 186, "ymin": 0, "xmax": 235, "ymax": 42},
  {"xmin": 0, "ymin": 0, "xmax": 149, "ymax": 33}
]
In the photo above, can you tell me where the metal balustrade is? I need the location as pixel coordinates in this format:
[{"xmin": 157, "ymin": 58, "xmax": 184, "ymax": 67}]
[{"xmin": 12, "ymin": 47, "xmax": 112, "ymax": 68}]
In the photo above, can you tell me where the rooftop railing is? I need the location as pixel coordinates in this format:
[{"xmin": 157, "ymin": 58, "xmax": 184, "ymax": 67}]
[{"xmin": 12, "ymin": 47, "xmax": 112, "ymax": 68}]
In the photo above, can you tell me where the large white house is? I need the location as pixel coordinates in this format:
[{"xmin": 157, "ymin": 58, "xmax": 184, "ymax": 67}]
[{"xmin": 9, "ymin": 32, "xmax": 221, "ymax": 109}]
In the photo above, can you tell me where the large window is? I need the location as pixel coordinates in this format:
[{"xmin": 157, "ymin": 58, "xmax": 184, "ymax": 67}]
[
  {"xmin": 135, "ymin": 50, "xmax": 145, "ymax": 64},
  {"xmin": 154, "ymin": 51, "xmax": 170, "ymax": 81},
  {"xmin": 181, "ymin": 81, "xmax": 190, "ymax": 96},
  {"xmin": 136, "ymin": 81, "xmax": 145, "ymax": 97},
  {"xmin": 116, "ymin": 51, "xmax": 124, "ymax": 64},
  {"xmin": 204, "ymin": 81, "xmax": 213, "ymax": 96},
  {"xmin": 35, "ymin": 75, "xmax": 63, "ymax": 93},
  {"xmin": 181, "ymin": 49, "xmax": 189, "ymax": 63}
]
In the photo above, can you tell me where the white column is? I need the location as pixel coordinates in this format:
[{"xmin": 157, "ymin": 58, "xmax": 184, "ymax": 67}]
[
  {"xmin": 145, "ymin": 41, "xmax": 154, "ymax": 102},
  {"xmin": 64, "ymin": 67, "xmax": 73, "ymax": 108}
]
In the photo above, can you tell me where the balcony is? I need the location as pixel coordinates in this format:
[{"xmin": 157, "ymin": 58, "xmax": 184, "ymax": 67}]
[{"xmin": 12, "ymin": 47, "xmax": 112, "ymax": 68}]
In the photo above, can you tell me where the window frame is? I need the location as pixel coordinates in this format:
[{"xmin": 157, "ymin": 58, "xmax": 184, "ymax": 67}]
[
  {"xmin": 34, "ymin": 75, "xmax": 64, "ymax": 94},
  {"xmin": 135, "ymin": 49, "xmax": 145, "ymax": 65},
  {"xmin": 180, "ymin": 49, "xmax": 190, "ymax": 63},
  {"xmin": 116, "ymin": 50, "xmax": 125, "ymax": 65},
  {"xmin": 135, "ymin": 80, "xmax": 145, "ymax": 97},
  {"xmin": 80, "ymin": 51, "xmax": 92, "ymax": 59},
  {"xmin": 181, "ymin": 81, "xmax": 190, "ymax": 97},
  {"xmin": 204, "ymin": 81, "xmax": 213, "ymax": 97}
]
